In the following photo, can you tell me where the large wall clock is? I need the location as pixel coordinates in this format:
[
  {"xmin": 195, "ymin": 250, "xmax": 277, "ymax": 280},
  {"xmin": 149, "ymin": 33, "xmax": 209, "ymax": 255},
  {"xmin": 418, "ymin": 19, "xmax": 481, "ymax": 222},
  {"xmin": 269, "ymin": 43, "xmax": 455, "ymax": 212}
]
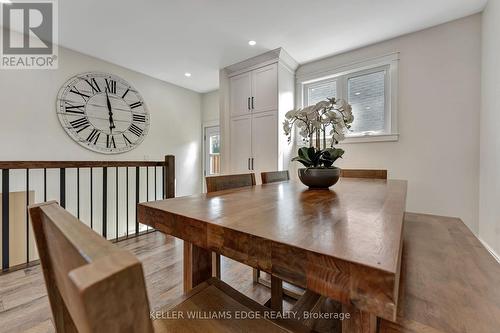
[{"xmin": 57, "ymin": 72, "xmax": 150, "ymax": 154}]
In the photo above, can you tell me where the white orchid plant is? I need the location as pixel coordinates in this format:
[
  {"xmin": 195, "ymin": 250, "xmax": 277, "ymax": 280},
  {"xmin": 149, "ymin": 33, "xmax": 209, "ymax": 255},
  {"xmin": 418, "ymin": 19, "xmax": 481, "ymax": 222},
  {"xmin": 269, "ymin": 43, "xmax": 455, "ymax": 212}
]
[{"xmin": 283, "ymin": 97, "xmax": 354, "ymax": 168}]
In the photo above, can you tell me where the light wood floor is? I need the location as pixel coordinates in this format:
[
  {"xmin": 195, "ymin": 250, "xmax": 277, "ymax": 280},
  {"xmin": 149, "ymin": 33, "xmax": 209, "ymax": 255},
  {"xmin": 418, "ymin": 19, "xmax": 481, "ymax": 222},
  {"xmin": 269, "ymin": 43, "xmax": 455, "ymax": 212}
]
[{"xmin": 0, "ymin": 232, "xmax": 293, "ymax": 333}]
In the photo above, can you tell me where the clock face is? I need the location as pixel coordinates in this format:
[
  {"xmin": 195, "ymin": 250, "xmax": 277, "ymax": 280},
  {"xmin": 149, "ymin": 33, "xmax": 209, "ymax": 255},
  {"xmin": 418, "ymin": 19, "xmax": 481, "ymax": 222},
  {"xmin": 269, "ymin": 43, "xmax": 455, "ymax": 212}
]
[{"xmin": 57, "ymin": 72, "xmax": 150, "ymax": 154}]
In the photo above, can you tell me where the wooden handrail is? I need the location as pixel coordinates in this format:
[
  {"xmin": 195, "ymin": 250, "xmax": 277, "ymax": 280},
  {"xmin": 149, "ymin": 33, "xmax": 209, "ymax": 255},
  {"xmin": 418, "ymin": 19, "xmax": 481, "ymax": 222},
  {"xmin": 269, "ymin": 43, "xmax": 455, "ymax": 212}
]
[{"xmin": 0, "ymin": 160, "xmax": 165, "ymax": 170}]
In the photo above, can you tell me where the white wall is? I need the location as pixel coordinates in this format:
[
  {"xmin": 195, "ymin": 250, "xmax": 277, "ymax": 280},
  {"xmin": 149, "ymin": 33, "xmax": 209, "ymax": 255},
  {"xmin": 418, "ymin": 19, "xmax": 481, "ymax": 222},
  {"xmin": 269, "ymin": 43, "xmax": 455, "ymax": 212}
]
[
  {"xmin": 480, "ymin": 2, "xmax": 500, "ymax": 257},
  {"xmin": 0, "ymin": 30, "xmax": 202, "ymax": 197},
  {"xmin": 0, "ymin": 31, "xmax": 203, "ymax": 267},
  {"xmin": 201, "ymin": 90, "xmax": 220, "ymax": 125},
  {"xmin": 296, "ymin": 14, "xmax": 482, "ymax": 232}
]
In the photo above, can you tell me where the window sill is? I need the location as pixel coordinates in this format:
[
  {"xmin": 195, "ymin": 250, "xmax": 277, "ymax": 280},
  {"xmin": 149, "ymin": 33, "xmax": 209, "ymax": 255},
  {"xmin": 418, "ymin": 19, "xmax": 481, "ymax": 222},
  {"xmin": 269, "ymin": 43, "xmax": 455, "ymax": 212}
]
[{"xmin": 340, "ymin": 133, "xmax": 399, "ymax": 144}]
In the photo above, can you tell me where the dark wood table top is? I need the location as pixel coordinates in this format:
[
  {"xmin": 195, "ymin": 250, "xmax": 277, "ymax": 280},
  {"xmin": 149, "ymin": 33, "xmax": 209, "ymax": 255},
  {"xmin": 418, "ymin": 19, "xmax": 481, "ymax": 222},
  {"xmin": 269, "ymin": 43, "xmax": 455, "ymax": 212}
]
[{"xmin": 138, "ymin": 178, "xmax": 407, "ymax": 321}]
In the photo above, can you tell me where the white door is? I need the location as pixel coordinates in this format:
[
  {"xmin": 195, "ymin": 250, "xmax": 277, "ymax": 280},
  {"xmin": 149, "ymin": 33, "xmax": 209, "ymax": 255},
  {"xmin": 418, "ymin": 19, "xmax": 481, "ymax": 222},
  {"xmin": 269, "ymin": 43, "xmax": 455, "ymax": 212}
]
[
  {"xmin": 230, "ymin": 71, "xmax": 252, "ymax": 118},
  {"xmin": 230, "ymin": 115, "xmax": 252, "ymax": 173},
  {"xmin": 251, "ymin": 111, "xmax": 278, "ymax": 182},
  {"xmin": 204, "ymin": 126, "xmax": 220, "ymax": 177},
  {"xmin": 251, "ymin": 63, "xmax": 278, "ymax": 114}
]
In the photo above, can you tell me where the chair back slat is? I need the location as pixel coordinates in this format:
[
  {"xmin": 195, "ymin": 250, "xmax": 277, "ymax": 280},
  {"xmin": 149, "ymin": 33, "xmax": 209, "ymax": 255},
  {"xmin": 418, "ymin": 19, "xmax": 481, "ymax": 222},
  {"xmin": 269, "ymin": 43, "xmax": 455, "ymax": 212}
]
[
  {"xmin": 340, "ymin": 169, "xmax": 387, "ymax": 179},
  {"xmin": 206, "ymin": 173, "xmax": 256, "ymax": 193},
  {"xmin": 261, "ymin": 170, "xmax": 290, "ymax": 184},
  {"xmin": 29, "ymin": 201, "xmax": 154, "ymax": 333}
]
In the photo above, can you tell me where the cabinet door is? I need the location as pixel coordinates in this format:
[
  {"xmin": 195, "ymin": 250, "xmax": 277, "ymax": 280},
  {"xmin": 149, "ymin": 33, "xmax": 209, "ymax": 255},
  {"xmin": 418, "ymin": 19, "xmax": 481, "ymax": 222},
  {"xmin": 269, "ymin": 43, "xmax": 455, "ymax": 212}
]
[
  {"xmin": 230, "ymin": 72, "xmax": 252, "ymax": 118},
  {"xmin": 251, "ymin": 111, "xmax": 278, "ymax": 179},
  {"xmin": 251, "ymin": 63, "xmax": 278, "ymax": 114},
  {"xmin": 230, "ymin": 115, "xmax": 252, "ymax": 173}
]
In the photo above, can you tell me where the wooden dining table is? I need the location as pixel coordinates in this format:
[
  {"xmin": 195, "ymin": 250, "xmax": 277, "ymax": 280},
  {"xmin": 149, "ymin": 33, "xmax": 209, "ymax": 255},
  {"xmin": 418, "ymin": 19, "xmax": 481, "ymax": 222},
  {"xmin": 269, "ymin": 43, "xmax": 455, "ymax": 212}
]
[{"xmin": 138, "ymin": 178, "xmax": 407, "ymax": 333}]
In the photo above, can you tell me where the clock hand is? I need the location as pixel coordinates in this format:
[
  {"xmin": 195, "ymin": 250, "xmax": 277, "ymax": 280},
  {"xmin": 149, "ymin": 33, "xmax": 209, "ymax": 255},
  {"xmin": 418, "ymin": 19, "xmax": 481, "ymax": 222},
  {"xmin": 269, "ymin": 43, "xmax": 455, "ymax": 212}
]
[{"xmin": 106, "ymin": 91, "xmax": 116, "ymax": 132}]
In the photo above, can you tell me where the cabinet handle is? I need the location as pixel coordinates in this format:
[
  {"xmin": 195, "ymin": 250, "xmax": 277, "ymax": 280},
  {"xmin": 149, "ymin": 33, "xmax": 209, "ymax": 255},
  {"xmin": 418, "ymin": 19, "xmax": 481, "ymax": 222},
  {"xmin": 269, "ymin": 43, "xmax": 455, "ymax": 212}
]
[
  {"xmin": 248, "ymin": 97, "xmax": 251, "ymax": 110},
  {"xmin": 251, "ymin": 97, "xmax": 254, "ymax": 109},
  {"xmin": 248, "ymin": 158, "xmax": 251, "ymax": 170},
  {"xmin": 251, "ymin": 158, "xmax": 254, "ymax": 170}
]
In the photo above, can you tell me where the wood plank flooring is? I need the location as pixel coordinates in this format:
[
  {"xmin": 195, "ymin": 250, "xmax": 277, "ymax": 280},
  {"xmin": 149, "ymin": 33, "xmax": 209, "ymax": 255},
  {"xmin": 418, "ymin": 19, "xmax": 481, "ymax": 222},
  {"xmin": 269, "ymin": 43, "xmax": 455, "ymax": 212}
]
[{"xmin": 0, "ymin": 232, "xmax": 292, "ymax": 333}]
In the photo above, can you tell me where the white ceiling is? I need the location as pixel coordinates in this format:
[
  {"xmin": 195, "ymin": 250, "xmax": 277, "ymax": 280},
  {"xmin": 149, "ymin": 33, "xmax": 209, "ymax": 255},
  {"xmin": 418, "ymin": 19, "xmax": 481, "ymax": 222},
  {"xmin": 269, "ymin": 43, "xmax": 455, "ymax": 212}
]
[{"xmin": 56, "ymin": 0, "xmax": 486, "ymax": 93}]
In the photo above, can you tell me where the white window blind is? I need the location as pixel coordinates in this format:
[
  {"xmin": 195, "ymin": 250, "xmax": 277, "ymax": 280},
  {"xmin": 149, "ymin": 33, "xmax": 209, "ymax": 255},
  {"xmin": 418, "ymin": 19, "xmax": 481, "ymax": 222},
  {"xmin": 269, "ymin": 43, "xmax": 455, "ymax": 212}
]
[
  {"xmin": 347, "ymin": 70, "xmax": 386, "ymax": 135},
  {"xmin": 306, "ymin": 79, "xmax": 337, "ymax": 106}
]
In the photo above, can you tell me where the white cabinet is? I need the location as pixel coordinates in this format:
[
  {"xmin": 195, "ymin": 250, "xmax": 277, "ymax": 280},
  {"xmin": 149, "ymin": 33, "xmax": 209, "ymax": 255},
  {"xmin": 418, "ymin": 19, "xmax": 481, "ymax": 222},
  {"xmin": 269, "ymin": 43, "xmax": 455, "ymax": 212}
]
[
  {"xmin": 229, "ymin": 72, "xmax": 252, "ymax": 118},
  {"xmin": 221, "ymin": 48, "xmax": 298, "ymax": 178},
  {"xmin": 251, "ymin": 111, "xmax": 278, "ymax": 175},
  {"xmin": 251, "ymin": 64, "xmax": 278, "ymax": 113},
  {"xmin": 230, "ymin": 111, "xmax": 278, "ymax": 176},
  {"xmin": 230, "ymin": 115, "xmax": 252, "ymax": 173},
  {"xmin": 230, "ymin": 63, "xmax": 278, "ymax": 118}
]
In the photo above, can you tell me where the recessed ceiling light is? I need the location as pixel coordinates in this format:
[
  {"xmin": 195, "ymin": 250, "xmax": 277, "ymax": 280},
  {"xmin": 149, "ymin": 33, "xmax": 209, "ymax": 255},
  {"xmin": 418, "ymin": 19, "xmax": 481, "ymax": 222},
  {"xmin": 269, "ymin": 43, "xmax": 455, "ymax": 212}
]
[
  {"xmin": 355, "ymin": 92, "xmax": 361, "ymax": 96},
  {"xmin": 184, "ymin": 72, "xmax": 192, "ymax": 77},
  {"xmin": 248, "ymin": 40, "xmax": 256, "ymax": 46},
  {"xmin": 366, "ymin": 106, "xmax": 371, "ymax": 110}
]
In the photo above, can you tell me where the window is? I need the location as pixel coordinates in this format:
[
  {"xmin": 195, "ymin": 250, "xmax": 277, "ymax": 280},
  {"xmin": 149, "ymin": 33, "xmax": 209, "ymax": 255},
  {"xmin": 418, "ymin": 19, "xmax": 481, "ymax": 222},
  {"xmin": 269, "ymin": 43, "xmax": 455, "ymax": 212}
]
[
  {"xmin": 300, "ymin": 53, "xmax": 398, "ymax": 143},
  {"xmin": 347, "ymin": 69, "xmax": 386, "ymax": 135},
  {"xmin": 204, "ymin": 126, "xmax": 220, "ymax": 176},
  {"xmin": 306, "ymin": 79, "xmax": 337, "ymax": 106},
  {"xmin": 209, "ymin": 134, "xmax": 220, "ymax": 175}
]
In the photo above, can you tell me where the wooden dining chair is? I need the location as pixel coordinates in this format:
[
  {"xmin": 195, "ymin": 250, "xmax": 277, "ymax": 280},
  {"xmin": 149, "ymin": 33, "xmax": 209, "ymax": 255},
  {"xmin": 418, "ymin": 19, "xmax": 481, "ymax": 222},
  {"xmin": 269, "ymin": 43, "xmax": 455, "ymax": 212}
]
[
  {"xmin": 205, "ymin": 173, "xmax": 256, "ymax": 279},
  {"xmin": 206, "ymin": 173, "xmax": 256, "ymax": 193},
  {"xmin": 261, "ymin": 170, "xmax": 290, "ymax": 184},
  {"xmin": 29, "ymin": 201, "xmax": 310, "ymax": 333},
  {"xmin": 340, "ymin": 169, "xmax": 387, "ymax": 179}
]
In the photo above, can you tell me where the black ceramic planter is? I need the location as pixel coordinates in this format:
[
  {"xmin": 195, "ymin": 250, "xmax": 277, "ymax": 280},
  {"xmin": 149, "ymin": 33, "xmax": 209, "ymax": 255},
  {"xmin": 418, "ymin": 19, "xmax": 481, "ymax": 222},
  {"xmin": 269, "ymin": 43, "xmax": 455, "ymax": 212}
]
[{"xmin": 298, "ymin": 167, "xmax": 340, "ymax": 189}]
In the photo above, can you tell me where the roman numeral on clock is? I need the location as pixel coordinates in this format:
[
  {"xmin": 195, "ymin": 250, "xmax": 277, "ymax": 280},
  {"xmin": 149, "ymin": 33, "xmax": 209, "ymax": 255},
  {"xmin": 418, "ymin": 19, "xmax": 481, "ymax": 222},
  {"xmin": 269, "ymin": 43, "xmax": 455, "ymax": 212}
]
[
  {"xmin": 69, "ymin": 117, "xmax": 90, "ymax": 133},
  {"xmin": 65, "ymin": 102, "xmax": 85, "ymax": 115},
  {"xmin": 130, "ymin": 101, "xmax": 143, "ymax": 109},
  {"xmin": 105, "ymin": 79, "xmax": 117, "ymax": 94},
  {"xmin": 85, "ymin": 78, "xmax": 101, "ymax": 94},
  {"xmin": 106, "ymin": 134, "xmax": 116, "ymax": 148},
  {"xmin": 123, "ymin": 134, "xmax": 132, "ymax": 146},
  {"xmin": 132, "ymin": 113, "xmax": 146, "ymax": 123},
  {"xmin": 86, "ymin": 129, "xmax": 100, "ymax": 144},
  {"xmin": 121, "ymin": 88, "xmax": 130, "ymax": 99},
  {"xmin": 70, "ymin": 87, "xmax": 90, "ymax": 101},
  {"xmin": 129, "ymin": 123, "xmax": 143, "ymax": 137}
]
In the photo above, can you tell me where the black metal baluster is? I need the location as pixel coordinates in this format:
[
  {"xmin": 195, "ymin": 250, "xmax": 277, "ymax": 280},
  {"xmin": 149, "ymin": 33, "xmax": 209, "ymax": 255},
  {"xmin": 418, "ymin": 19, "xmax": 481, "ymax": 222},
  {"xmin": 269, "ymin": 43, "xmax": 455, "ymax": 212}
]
[
  {"xmin": 26, "ymin": 169, "xmax": 29, "ymax": 264},
  {"xmin": 90, "ymin": 168, "xmax": 93, "ymax": 230},
  {"xmin": 162, "ymin": 166, "xmax": 165, "ymax": 199},
  {"xmin": 115, "ymin": 167, "xmax": 118, "ymax": 242},
  {"xmin": 126, "ymin": 167, "xmax": 129, "ymax": 238},
  {"xmin": 2, "ymin": 169, "xmax": 10, "ymax": 270},
  {"xmin": 77, "ymin": 168, "xmax": 80, "ymax": 218},
  {"xmin": 102, "ymin": 167, "xmax": 107, "ymax": 238},
  {"xmin": 43, "ymin": 168, "xmax": 47, "ymax": 201},
  {"xmin": 146, "ymin": 167, "xmax": 149, "ymax": 231},
  {"xmin": 135, "ymin": 166, "xmax": 139, "ymax": 235},
  {"xmin": 60, "ymin": 168, "xmax": 66, "ymax": 208}
]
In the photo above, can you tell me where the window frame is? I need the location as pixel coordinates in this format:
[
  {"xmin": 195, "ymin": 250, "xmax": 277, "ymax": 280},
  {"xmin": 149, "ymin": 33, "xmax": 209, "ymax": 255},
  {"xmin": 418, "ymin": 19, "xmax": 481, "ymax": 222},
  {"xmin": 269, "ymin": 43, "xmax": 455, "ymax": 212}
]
[{"xmin": 298, "ymin": 53, "xmax": 399, "ymax": 144}]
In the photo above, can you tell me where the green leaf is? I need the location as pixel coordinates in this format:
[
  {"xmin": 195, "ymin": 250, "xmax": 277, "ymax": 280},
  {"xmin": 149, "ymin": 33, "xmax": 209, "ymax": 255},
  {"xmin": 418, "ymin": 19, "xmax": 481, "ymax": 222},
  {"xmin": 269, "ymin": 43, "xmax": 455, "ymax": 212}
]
[
  {"xmin": 291, "ymin": 156, "xmax": 313, "ymax": 167},
  {"xmin": 297, "ymin": 147, "xmax": 312, "ymax": 162},
  {"xmin": 306, "ymin": 147, "xmax": 316, "ymax": 160}
]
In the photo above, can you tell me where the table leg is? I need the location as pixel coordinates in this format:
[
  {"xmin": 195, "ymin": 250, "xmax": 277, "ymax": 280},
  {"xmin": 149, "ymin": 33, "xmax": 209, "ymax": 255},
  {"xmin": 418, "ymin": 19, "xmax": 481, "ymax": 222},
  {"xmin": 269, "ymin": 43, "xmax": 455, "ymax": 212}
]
[
  {"xmin": 342, "ymin": 303, "xmax": 377, "ymax": 333},
  {"xmin": 212, "ymin": 252, "xmax": 221, "ymax": 278},
  {"xmin": 270, "ymin": 276, "xmax": 283, "ymax": 312},
  {"xmin": 183, "ymin": 241, "xmax": 212, "ymax": 292}
]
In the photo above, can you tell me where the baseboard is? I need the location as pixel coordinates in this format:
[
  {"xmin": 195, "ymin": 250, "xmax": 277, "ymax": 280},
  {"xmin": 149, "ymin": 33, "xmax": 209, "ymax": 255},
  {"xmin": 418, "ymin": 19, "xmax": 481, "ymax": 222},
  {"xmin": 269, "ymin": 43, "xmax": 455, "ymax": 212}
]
[{"xmin": 479, "ymin": 238, "xmax": 500, "ymax": 264}]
